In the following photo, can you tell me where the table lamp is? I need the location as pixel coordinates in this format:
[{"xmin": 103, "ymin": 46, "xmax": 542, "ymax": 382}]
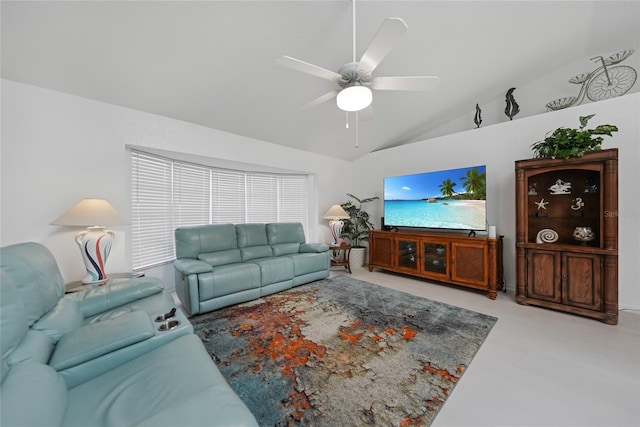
[
  {"xmin": 322, "ymin": 204, "xmax": 350, "ymax": 245},
  {"xmin": 51, "ymin": 198, "xmax": 128, "ymax": 284}
]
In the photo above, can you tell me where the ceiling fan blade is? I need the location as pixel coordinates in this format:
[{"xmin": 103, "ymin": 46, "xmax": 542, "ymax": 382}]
[
  {"xmin": 371, "ymin": 76, "xmax": 440, "ymax": 91},
  {"xmin": 356, "ymin": 17, "xmax": 408, "ymax": 75},
  {"xmin": 304, "ymin": 90, "xmax": 339, "ymax": 109},
  {"xmin": 276, "ymin": 56, "xmax": 342, "ymax": 82}
]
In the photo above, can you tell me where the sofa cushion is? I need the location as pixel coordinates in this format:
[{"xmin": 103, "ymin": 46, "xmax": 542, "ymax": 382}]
[
  {"xmin": 0, "ymin": 270, "xmax": 28, "ymax": 360},
  {"xmin": 49, "ymin": 311, "xmax": 154, "ymax": 371},
  {"xmin": 63, "ymin": 334, "xmax": 258, "ymax": 427},
  {"xmin": 249, "ymin": 257, "xmax": 295, "ymax": 285},
  {"xmin": 6, "ymin": 330, "xmax": 55, "ymax": 366},
  {"xmin": 240, "ymin": 245, "xmax": 273, "ymax": 261},
  {"xmin": 198, "ymin": 249, "xmax": 242, "ymax": 266},
  {"xmin": 0, "ymin": 242, "xmax": 64, "ymax": 326},
  {"xmin": 266, "ymin": 222, "xmax": 306, "ymax": 245},
  {"xmin": 175, "ymin": 224, "xmax": 238, "ymax": 259},
  {"xmin": 198, "ymin": 264, "xmax": 261, "ymax": 300},
  {"xmin": 236, "ymin": 223, "xmax": 269, "ymax": 247},
  {"xmin": 32, "ymin": 297, "xmax": 84, "ymax": 343},
  {"xmin": 271, "ymin": 242, "xmax": 301, "ymax": 256},
  {"xmin": 67, "ymin": 277, "xmax": 164, "ymax": 318},
  {"xmin": 0, "ymin": 362, "xmax": 67, "ymax": 427},
  {"xmin": 287, "ymin": 252, "xmax": 331, "ymax": 276}
]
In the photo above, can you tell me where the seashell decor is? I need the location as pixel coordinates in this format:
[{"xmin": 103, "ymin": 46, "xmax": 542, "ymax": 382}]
[{"xmin": 536, "ymin": 228, "xmax": 559, "ymax": 243}]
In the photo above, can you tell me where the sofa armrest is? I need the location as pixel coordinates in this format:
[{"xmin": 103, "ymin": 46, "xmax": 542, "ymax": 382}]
[
  {"xmin": 174, "ymin": 259, "xmax": 214, "ymax": 275},
  {"xmin": 49, "ymin": 311, "xmax": 154, "ymax": 371},
  {"xmin": 300, "ymin": 243, "xmax": 329, "ymax": 253},
  {"xmin": 66, "ymin": 277, "xmax": 165, "ymax": 318}
]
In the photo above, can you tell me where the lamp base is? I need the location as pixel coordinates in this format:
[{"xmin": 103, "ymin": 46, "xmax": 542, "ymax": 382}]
[
  {"xmin": 75, "ymin": 226, "xmax": 114, "ymax": 284},
  {"xmin": 328, "ymin": 219, "xmax": 344, "ymax": 245}
]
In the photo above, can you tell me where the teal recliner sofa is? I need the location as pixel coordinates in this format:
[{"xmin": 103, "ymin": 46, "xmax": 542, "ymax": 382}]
[
  {"xmin": 0, "ymin": 242, "xmax": 257, "ymax": 427},
  {"xmin": 174, "ymin": 222, "xmax": 330, "ymax": 315}
]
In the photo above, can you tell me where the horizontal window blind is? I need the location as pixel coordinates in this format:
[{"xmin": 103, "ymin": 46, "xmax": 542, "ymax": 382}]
[
  {"xmin": 131, "ymin": 151, "xmax": 174, "ymax": 269},
  {"xmin": 130, "ymin": 149, "xmax": 309, "ymax": 269}
]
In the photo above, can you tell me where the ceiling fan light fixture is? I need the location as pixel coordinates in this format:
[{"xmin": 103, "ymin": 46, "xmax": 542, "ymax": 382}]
[{"xmin": 336, "ymin": 85, "xmax": 372, "ymax": 112}]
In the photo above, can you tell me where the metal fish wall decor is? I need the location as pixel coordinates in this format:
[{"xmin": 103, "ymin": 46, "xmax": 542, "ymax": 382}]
[
  {"xmin": 474, "ymin": 104, "xmax": 482, "ymax": 128},
  {"xmin": 504, "ymin": 87, "xmax": 520, "ymax": 120}
]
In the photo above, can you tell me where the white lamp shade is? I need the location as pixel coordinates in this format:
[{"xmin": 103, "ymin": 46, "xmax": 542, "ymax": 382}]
[
  {"xmin": 323, "ymin": 205, "xmax": 350, "ymax": 220},
  {"xmin": 336, "ymin": 85, "xmax": 373, "ymax": 112},
  {"xmin": 51, "ymin": 198, "xmax": 128, "ymax": 227}
]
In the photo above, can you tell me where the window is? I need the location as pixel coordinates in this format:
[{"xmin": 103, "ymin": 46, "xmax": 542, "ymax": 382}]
[{"xmin": 130, "ymin": 149, "xmax": 310, "ymax": 270}]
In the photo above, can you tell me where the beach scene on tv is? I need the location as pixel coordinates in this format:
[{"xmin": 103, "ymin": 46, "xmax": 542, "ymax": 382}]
[{"xmin": 384, "ymin": 165, "xmax": 487, "ymax": 230}]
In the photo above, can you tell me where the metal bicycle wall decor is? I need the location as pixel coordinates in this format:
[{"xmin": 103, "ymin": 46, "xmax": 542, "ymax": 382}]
[{"xmin": 546, "ymin": 49, "xmax": 637, "ymax": 111}]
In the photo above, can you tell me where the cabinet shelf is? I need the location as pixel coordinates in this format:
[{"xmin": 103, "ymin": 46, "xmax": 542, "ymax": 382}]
[
  {"xmin": 369, "ymin": 230, "xmax": 503, "ymax": 299},
  {"xmin": 515, "ymin": 149, "xmax": 618, "ymax": 324}
]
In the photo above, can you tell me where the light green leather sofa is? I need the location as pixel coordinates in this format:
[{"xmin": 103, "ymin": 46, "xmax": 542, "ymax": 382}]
[
  {"xmin": 174, "ymin": 222, "xmax": 330, "ymax": 315},
  {"xmin": 0, "ymin": 242, "xmax": 257, "ymax": 427}
]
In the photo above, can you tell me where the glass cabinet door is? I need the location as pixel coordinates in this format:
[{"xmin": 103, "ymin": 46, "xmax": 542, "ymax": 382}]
[
  {"xmin": 423, "ymin": 242, "xmax": 448, "ymax": 276},
  {"xmin": 397, "ymin": 239, "xmax": 418, "ymax": 271}
]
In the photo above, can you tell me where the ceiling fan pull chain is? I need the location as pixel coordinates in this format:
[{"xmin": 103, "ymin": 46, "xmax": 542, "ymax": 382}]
[
  {"xmin": 355, "ymin": 111, "xmax": 359, "ymax": 148},
  {"xmin": 345, "ymin": 112, "xmax": 350, "ymax": 129}
]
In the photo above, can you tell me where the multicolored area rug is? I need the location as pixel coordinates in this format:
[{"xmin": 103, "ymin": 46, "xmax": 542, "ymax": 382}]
[{"xmin": 191, "ymin": 276, "xmax": 497, "ymax": 426}]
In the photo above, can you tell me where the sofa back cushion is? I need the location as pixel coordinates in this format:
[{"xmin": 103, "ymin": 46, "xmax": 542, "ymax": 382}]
[
  {"xmin": 266, "ymin": 222, "xmax": 306, "ymax": 245},
  {"xmin": 0, "ymin": 270, "xmax": 28, "ymax": 363},
  {"xmin": 236, "ymin": 223, "xmax": 269, "ymax": 247},
  {"xmin": 175, "ymin": 224, "xmax": 238, "ymax": 259},
  {"xmin": 32, "ymin": 298, "xmax": 84, "ymax": 343},
  {"xmin": 0, "ymin": 242, "xmax": 65, "ymax": 326}
]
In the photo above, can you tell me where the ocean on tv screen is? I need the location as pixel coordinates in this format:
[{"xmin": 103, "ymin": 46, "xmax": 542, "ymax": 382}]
[{"xmin": 383, "ymin": 165, "xmax": 487, "ymax": 230}]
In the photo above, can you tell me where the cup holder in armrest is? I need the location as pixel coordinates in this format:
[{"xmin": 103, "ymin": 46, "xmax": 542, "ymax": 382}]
[
  {"xmin": 154, "ymin": 307, "xmax": 177, "ymax": 322},
  {"xmin": 158, "ymin": 320, "xmax": 180, "ymax": 331}
]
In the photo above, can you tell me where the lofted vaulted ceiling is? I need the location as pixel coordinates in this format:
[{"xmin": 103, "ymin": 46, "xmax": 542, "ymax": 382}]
[{"xmin": 2, "ymin": 1, "xmax": 639, "ymax": 161}]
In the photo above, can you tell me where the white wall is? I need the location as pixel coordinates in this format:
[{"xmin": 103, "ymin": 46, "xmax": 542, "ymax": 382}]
[
  {"xmin": 2, "ymin": 79, "xmax": 638, "ymax": 309},
  {"xmin": 353, "ymin": 93, "xmax": 640, "ymax": 310},
  {"xmin": 1, "ymin": 79, "xmax": 352, "ymax": 286}
]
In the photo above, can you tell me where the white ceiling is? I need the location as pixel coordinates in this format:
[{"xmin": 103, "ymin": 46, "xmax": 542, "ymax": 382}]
[{"xmin": 2, "ymin": 1, "xmax": 639, "ymax": 162}]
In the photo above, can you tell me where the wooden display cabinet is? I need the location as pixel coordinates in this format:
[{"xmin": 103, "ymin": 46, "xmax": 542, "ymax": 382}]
[
  {"xmin": 369, "ymin": 230, "xmax": 503, "ymax": 299},
  {"xmin": 515, "ymin": 148, "xmax": 618, "ymax": 324}
]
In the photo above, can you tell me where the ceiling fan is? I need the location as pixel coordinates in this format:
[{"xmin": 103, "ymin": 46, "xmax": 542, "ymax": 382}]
[{"xmin": 276, "ymin": 0, "xmax": 440, "ymax": 113}]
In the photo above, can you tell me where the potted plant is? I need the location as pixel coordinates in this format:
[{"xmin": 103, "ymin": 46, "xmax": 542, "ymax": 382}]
[
  {"xmin": 530, "ymin": 114, "xmax": 618, "ymax": 159},
  {"xmin": 340, "ymin": 193, "xmax": 379, "ymax": 269}
]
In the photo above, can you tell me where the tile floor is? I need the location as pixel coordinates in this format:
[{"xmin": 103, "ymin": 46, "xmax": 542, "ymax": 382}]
[
  {"xmin": 173, "ymin": 268, "xmax": 640, "ymax": 426},
  {"xmin": 341, "ymin": 268, "xmax": 640, "ymax": 427}
]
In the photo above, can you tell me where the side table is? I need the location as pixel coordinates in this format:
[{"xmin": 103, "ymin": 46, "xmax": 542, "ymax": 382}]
[
  {"xmin": 329, "ymin": 245, "xmax": 352, "ymax": 274},
  {"xmin": 64, "ymin": 272, "xmax": 145, "ymax": 293}
]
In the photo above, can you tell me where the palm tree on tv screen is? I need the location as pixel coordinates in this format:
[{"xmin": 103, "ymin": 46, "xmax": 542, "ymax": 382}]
[
  {"xmin": 438, "ymin": 179, "xmax": 457, "ymax": 198},
  {"xmin": 460, "ymin": 167, "xmax": 486, "ymax": 200}
]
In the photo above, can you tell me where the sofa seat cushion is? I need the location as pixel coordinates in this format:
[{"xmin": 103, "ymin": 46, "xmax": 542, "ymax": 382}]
[
  {"xmin": 63, "ymin": 334, "xmax": 258, "ymax": 427},
  {"xmin": 249, "ymin": 257, "xmax": 294, "ymax": 285},
  {"xmin": 198, "ymin": 249, "xmax": 241, "ymax": 266},
  {"xmin": 198, "ymin": 264, "xmax": 261, "ymax": 301},
  {"xmin": 0, "ymin": 361, "xmax": 67, "ymax": 427},
  {"xmin": 287, "ymin": 252, "xmax": 330, "ymax": 276}
]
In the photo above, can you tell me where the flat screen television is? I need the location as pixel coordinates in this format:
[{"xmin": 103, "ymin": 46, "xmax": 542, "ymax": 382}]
[{"xmin": 383, "ymin": 165, "xmax": 487, "ymax": 231}]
